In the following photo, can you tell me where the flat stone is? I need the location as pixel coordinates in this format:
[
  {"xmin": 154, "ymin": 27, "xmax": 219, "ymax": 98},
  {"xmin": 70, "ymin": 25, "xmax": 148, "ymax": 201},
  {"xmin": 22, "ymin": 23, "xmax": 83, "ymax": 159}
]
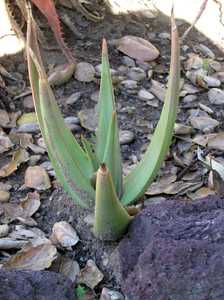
[
  {"xmin": 121, "ymin": 80, "xmax": 138, "ymax": 89},
  {"xmin": 115, "ymin": 196, "xmax": 224, "ymax": 300},
  {"xmin": 0, "ymin": 269, "xmax": 75, "ymax": 300},
  {"xmin": 64, "ymin": 117, "xmax": 80, "ymax": 125},
  {"xmin": 0, "ymin": 224, "xmax": 9, "ymax": 237},
  {"xmin": 17, "ymin": 123, "xmax": 39, "ymax": 133},
  {"xmin": 122, "ymin": 56, "xmax": 135, "ymax": 67},
  {"xmin": 158, "ymin": 32, "xmax": 170, "ymax": 39},
  {"xmin": 127, "ymin": 67, "xmax": 146, "ymax": 81},
  {"xmin": 119, "ymin": 130, "xmax": 135, "ymax": 145},
  {"xmin": 189, "ymin": 116, "xmax": 219, "ymax": 132},
  {"xmin": 90, "ymin": 90, "xmax": 99, "ymax": 103},
  {"xmin": 100, "ymin": 288, "xmax": 124, "ymax": 300},
  {"xmin": 0, "ymin": 190, "xmax": 10, "ymax": 203},
  {"xmin": 138, "ymin": 89, "xmax": 154, "ymax": 101},
  {"xmin": 66, "ymin": 92, "xmax": 82, "ymax": 105},
  {"xmin": 75, "ymin": 62, "xmax": 95, "ymax": 82},
  {"xmin": 78, "ymin": 108, "xmax": 97, "ymax": 132},
  {"xmin": 23, "ymin": 95, "xmax": 34, "ymax": 109},
  {"xmin": 195, "ymin": 44, "xmax": 215, "ymax": 59},
  {"xmin": 150, "ymin": 80, "xmax": 165, "ymax": 102},
  {"xmin": 208, "ymin": 88, "xmax": 224, "ymax": 105},
  {"xmin": 182, "ymin": 95, "xmax": 197, "ymax": 103}
]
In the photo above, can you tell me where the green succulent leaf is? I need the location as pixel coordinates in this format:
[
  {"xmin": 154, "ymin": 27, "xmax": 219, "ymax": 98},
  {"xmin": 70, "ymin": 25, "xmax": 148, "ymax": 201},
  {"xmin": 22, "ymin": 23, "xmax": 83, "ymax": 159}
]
[
  {"xmin": 27, "ymin": 9, "xmax": 94, "ymax": 208},
  {"xmin": 121, "ymin": 14, "xmax": 180, "ymax": 205},
  {"xmin": 96, "ymin": 39, "xmax": 116, "ymax": 161},
  {"xmin": 81, "ymin": 136, "xmax": 99, "ymax": 172},
  {"xmin": 94, "ymin": 164, "xmax": 132, "ymax": 241},
  {"xmin": 103, "ymin": 111, "xmax": 123, "ymax": 198}
]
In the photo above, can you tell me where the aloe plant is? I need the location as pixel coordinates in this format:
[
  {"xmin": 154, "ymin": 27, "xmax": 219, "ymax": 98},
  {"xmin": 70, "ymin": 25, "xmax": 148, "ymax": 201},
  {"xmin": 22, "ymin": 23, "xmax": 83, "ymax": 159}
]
[{"xmin": 26, "ymin": 6, "xmax": 180, "ymax": 241}]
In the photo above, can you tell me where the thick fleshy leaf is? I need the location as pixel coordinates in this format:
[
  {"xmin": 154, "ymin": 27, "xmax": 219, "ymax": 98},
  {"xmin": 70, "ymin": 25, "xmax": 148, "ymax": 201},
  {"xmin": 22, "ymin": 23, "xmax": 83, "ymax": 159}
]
[
  {"xmin": 81, "ymin": 136, "xmax": 98, "ymax": 172},
  {"xmin": 30, "ymin": 0, "xmax": 75, "ymax": 63},
  {"xmin": 93, "ymin": 164, "xmax": 131, "ymax": 241},
  {"xmin": 26, "ymin": 9, "xmax": 94, "ymax": 208},
  {"xmin": 103, "ymin": 112, "xmax": 123, "ymax": 197},
  {"xmin": 96, "ymin": 39, "xmax": 115, "ymax": 161},
  {"xmin": 121, "ymin": 14, "xmax": 180, "ymax": 205}
]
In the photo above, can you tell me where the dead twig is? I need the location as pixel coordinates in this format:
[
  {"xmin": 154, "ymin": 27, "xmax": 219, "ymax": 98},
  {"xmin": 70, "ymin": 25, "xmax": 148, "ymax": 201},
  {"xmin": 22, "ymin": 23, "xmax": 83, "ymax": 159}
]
[{"xmin": 181, "ymin": 0, "xmax": 209, "ymax": 42}]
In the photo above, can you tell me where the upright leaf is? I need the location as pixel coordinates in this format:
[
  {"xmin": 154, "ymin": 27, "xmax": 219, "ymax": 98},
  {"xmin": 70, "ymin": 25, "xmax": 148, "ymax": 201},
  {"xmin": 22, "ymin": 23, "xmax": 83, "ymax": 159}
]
[
  {"xmin": 26, "ymin": 8, "xmax": 94, "ymax": 207},
  {"xmin": 81, "ymin": 136, "xmax": 99, "ymax": 172},
  {"xmin": 30, "ymin": 0, "xmax": 75, "ymax": 63},
  {"xmin": 103, "ymin": 112, "xmax": 123, "ymax": 197},
  {"xmin": 121, "ymin": 14, "xmax": 180, "ymax": 205},
  {"xmin": 96, "ymin": 39, "xmax": 115, "ymax": 161},
  {"xmin": 94, "ymin": 164, "xmax": 132, "ymax": 241}
]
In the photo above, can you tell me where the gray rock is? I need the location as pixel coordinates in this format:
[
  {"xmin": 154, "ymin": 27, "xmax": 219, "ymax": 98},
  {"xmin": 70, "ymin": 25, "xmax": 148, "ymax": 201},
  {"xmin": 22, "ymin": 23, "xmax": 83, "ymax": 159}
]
[
  {"xmin": 78, "ymin": 108, "xmax": 97, "ymax": 131},
  {"xmin": 119, "ymin": 130, "xmax": 135, "ymax": 145},
  {"xmin": 122, "ymin": 56, "xmax": 135, "ymax": 67},
  {"xmin": 213, "ymin": 71, "xmax": 224, "ymax": 83},
  {"xmin": 75, "ymin": 62, "xmax": 95, "ymax": 82},
  {"xmin": 66, "ymin": 92, "xmax": 82, "ymax": 105},
  {"xmin": 90, "ymin": 90, "xmax": 99, "ymax": 103},
  {"xmin": 65, "ymin": 117, "xmax": 81, "ymax": 132},
  {"xmin": 208, "ymin": 88, "xmax": 224, "ymax": 105},
  {"xmin": 204, "ymin": 76, "xmax": 221, "ymax": 87},
  {"xmin": 23, "ymin": 95, "xmax": 34, "ymax": 109},
  {"xmin": 0, "ymin": 269, "xmax": 75, "ymax": 300},
  {"xmin": 64, "ymin": 117, "xmax": 80, "ymax": 125},
  {"xmin": 195, "ymin": 44, "xmax": 215, "ymax": 59},
  {"xmin": 116, "ymin": 196, "xmax": 224, "ymax": 300},
  {"xmin": 100, "ymin": 288, "xmax": 124, "ymax": 300},
  {"xmin": 189, "ymin": 115, "xmax": 219, "ymax": 132},
  {"xmin": 150, "ymin": 80, "xmax": 165, "ymax": 102},
  {"xmin": 182, "ymin": 94, "xmax": 197, "ymax": 103},
  {"xmin": 127, "ymin": 67, "xmax": 146, "ymax": 81},
  {"xmin": 17, "ymin": 123, "xmax": 40, "ymax": 133},
  {"xmin": 138, "ymin": 89, "xmax": 154, "ymax": 101},
  {"xmin": 121, "ymin": 80, "xmax": 138, "ymax": 89},
  {"xmin": 158, "ymin": 32, "xmax": 170, "ymax": 39}
]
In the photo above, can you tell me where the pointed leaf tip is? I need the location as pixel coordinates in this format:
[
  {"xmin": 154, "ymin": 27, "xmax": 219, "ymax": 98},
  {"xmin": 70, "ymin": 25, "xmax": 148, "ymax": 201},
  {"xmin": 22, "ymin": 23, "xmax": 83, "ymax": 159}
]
[
  {"xmin": 100, "ymin": 163, "xmax": 107, "ymax": 172},
  {"xmin": 102, "ymin": 39, "xmax": 108, "ymax": 54}
]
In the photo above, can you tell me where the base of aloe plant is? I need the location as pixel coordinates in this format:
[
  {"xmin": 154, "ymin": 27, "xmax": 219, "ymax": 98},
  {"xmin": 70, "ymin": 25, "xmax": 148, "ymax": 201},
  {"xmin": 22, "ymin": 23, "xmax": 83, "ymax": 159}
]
[
  {"xmin": 93, "ymin": 213, "xmax": 132, "ymax": 241},
  {"xmin": 93, "ymin": 164, "xmax": 133, "ymax": 241}
]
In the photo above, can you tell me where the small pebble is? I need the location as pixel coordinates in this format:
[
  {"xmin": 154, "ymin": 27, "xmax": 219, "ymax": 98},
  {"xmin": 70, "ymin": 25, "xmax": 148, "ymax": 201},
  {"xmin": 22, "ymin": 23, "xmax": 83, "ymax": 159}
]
[
  {"xmin": 174, "ymin": 123, "xmax": 192, "ymax": 135},
  {"xmin": 0, "ymin": 224, "xmax": 9, "ymax": 238},
  {"xmin": 127, "ymin": 67, "xmax": 146, "ymax": 81},
  {"xmin": 90, "ymin": 90, "xmax": 99, "ymax": 103},
  {"xmin": 23, "ymin": 95, "xmax": 34, "ymax": 109},
  {"xmin": 138, "ymin": 89, "xmax": 154, "ymax": 101},
  {"xmin": 121, "ymin": 80, "xmax": 138, "ymax": 89},
  {"xmin": 75, "ymin": 62, "xmax": 95, "ymax": 82},
  {"xmin": 64, "ymin": 116, "xmax": 80, "ymax": 125},
  {"xmin": 189, "ymin": 116, "xmax": 219, "ymax": 133},
  {"xmin": 100, "ymin": 288, "xmax": 124, "ymax": 300},
  {"xmin": 0, "ymin": 190, "xmax": 10, "ymax": 203},
  {"xmin": 147, "ymin": 69, "xmax": 153, "ymax": 79},
  {"xmin": 25, "ymin": 166, "xmax": 51, "ymax": 190},
  {"xmin": 17, "ymin": 123, "xmax": 39, "ymax": 133},
  {"xmin": 158, "ymin": 32, "xmax": 170, "ymax": 39},
  {"xmin": 119, "ymin": 130, "xmax": 135, "ymax": 145},
  {"xmin": 122, "ymin": 56, "xmax": 135, "ymax": 67},
  {"xmin": 195, "ymin": 44, "xmax": 215, "ymax": 59},
  {"xmin": 208, "ymin": 88, "xmax": 224, "ymax": 105},
  {"xmin": 183, "ymin": 95, "xmax": 197, "ymax": 103},
  {"xmin": 66, "ymin": 92, "xmax": 82, "ymax": 105}
]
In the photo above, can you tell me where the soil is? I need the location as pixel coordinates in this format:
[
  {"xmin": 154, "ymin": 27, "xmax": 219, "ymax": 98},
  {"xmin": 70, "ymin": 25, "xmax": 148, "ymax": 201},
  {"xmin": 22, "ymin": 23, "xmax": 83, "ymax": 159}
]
[{"xmin": 0, "ymin": 1, "xmax": 224, "ymax": 298}]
